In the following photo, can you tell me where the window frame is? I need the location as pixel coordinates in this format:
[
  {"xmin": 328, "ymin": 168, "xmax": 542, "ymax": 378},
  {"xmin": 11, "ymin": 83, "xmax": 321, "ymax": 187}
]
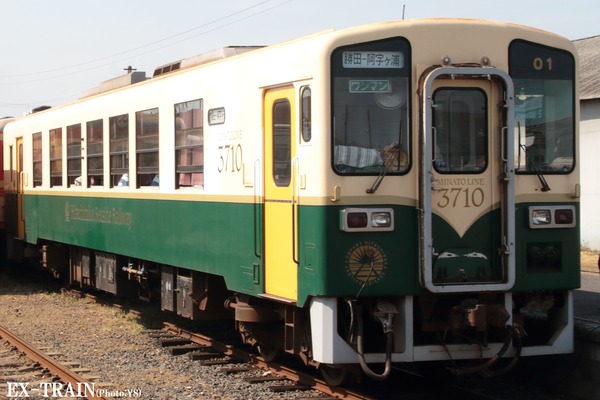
[
  {"xmin": 109, "ymin": 114, "xmax": 129, "ymax": 188},
  {"xmin": 175, "ymin": 99, "xmax": 204, "ymax": 189},
  {"xmin": 330, "ymin": 36, "xmax": 412, "ymax": 176},
  {"xmin": 272, "ymin": 99, "xmax": 292, "ymax": 187},
  {"xmin": 87, "ymin": 119, "xmax": 104, "ymax": 187},
  {"xmin": 301, "ymin": 86, "xmax": 311, "ymax": 143},
  {"xmin": 135, "ymin": 108, "xmax": 160, "ymax": 187},
  {"xmin": 49, "ymin": 127, "xmax": 63, "ymax": 187},
  {"xmin": 432, "ymin": 87, "xmax": 488, "ymax": 174},
  {"xmin": 509, "ymin": 39, "xmax": 576, "ymax": 175},
  {"xmin": 66, "ymin": 124, "xmax": 82, "ymax": 187},
  {"xmin": 32, "ymin": 132, "xmax": 42, "ymax": 187}
]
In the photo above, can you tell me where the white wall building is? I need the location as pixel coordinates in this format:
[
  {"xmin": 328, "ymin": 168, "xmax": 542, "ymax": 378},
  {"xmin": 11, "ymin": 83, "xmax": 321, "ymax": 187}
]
[{"xmin": 574, "ymin": 35, "xmax": 600, "ymax": 250}]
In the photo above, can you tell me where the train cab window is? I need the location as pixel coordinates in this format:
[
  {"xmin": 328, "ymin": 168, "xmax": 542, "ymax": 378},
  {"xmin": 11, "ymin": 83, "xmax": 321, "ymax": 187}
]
[
  {"xmin": 272, "ymin": 99, "xmax": 291, "ymax": 186},
  {"xmin": 49, "ymin": 128, "xmax": 62, "ymax": 187},
  {"xmin": 109, "ymin": 114, "xmax": 129, "ymax": 187},
  {"xmin": 331, "ymin": 37, "xmax": 411, "ymax": 175},
  {"xmin": 32, "ymin": 132, "xmax": 42, "ymax": 187},
  {"xmin": 175, "ymin": 99, "xmax": 203, "ymax": 188},
  {"xmin": 301, "ymin": 86, "xmax": 311, "ymax": 143},
  {"xmin": 510, "ymin": 40, "xmax": 575, "ymax": 173},
  {"xmin": 67, "ymin": 124, "xmax": 82, "ymax": 187},
  {"xmin": 136, "ymin": 108, "xmax": 159, "ymax": 187},
  {"xmin": 87, "ymin": 119, "xmax": 103, "ymax": 187}
]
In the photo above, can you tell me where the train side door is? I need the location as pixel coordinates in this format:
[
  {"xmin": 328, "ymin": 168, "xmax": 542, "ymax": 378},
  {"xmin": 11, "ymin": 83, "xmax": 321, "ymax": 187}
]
[
  {"xmin": 421, "ymin": 67, "xmax": 515, "ymax": 293},
  {"xmin": 263, "ymin": 86, "xmax": 298, "ymax": 300},
  {"xmin": 16, "ymin": 137, "xmax": 25, "ymax": 239}
]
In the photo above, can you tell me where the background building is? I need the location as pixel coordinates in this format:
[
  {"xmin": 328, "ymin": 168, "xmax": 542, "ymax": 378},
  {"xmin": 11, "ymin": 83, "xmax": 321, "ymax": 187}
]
[{"xmin": 575, "ymin": 35, "xmax": 600, "ymax": 250}]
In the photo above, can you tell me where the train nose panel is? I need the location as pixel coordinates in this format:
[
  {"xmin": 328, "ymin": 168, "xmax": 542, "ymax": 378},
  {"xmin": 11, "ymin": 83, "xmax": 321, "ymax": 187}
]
[{"xmin": 433, "ymin": 248, "xmax": 493, "ymax": 284}]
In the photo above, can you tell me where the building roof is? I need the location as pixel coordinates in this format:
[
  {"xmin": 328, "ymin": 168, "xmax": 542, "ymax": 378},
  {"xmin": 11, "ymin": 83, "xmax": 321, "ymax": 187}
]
[{"xmin": 574, "ymin": 35, "xmax": 600, "ymax": 100}]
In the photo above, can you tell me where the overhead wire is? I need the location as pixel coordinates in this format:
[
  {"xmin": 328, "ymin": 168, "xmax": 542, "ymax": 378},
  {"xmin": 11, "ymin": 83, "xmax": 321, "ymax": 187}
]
[
  {"xmin": 0, "ymin": 0, "xmax": 294, "ymax": 109},
  {"xmin": 0, "ymin": 0, "xmax": 289, "ymax": 81}
]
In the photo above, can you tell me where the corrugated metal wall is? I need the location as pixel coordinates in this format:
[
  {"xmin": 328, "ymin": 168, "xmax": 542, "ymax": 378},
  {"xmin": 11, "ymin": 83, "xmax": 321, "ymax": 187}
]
[{"xmin": 580, "ymin": 99, "xmax": 600, "ymax": 250}]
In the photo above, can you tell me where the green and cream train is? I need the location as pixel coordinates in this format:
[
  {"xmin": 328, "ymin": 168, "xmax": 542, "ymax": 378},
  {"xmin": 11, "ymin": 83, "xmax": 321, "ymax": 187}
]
[{"xmin": 3, "ymin": 19, "xmax": 579, "ymax": 383}]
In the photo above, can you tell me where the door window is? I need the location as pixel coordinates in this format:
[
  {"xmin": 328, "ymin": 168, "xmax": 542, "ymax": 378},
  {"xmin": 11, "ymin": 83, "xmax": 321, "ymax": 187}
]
[
  {"xmin": 433, "ymin": 88, "xmax": 487, "ymax": 173},
  {"xmin": 272, "ymin": 99, "xmax": 291, "ymax": 187}
]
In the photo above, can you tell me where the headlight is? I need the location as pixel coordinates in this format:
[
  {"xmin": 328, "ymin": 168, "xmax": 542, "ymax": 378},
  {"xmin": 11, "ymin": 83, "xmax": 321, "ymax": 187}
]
[
  {"xmin": 341, "ymin": 208, "xmax": 394, "ymax": 232},
  {"xmin": 532, "ymin": 209, "xmax": 551, "ymax": 225},
  {"xmin": 529, "ymin": 206, "xmax": 576, "ymax": 229},
  {"xmin": 371, "ymin": 212, "xmax": 392, "ymax": 228}
]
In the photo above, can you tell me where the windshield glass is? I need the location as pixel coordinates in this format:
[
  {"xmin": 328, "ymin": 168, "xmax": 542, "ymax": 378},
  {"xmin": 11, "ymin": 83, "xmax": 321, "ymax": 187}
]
[
  {"xmin": 331, "ymin": 37, "xmax": 411, "ymax": 175},
  {"xmin": 510, "ymin": 40, "xmax": 575, "ymax": 173}
]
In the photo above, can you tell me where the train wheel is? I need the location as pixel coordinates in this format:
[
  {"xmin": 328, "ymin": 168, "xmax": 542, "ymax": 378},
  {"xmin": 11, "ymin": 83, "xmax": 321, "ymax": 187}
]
[
  {"xmin": 257, "ymin": 345, "xmax": 281, "ymax": 362},
  {"xmin": 319, "ymin": 364, "xmax": 350, "ymax": 386}
]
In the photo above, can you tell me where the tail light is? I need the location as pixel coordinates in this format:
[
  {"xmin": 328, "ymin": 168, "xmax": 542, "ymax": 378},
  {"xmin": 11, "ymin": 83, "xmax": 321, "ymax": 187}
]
[{"xmin": 341, "ymin": 208, "xmax": 394, "ymax": 232}]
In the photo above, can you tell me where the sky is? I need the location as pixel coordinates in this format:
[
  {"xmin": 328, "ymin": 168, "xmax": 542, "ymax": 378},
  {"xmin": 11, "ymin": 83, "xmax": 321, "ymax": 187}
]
[{"xmin": 1, "ymin": 0, "xmax": 598, "ymax": 118}]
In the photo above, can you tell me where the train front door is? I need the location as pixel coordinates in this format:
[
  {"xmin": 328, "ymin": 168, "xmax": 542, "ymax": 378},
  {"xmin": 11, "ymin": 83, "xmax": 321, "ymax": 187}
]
[
  {"xmin": 263, "ymin": 86, "xmax": 298, "ymax": 300},
  {"xmin": 421, "ymin": 67, "xmax": 515, "ymax": 293}
]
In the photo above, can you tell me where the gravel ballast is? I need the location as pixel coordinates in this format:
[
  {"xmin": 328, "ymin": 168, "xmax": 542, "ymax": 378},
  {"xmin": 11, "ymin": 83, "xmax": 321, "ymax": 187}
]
[{"xmin": 0, "ymin": 267, "xmax": 323, "ymax": 399}]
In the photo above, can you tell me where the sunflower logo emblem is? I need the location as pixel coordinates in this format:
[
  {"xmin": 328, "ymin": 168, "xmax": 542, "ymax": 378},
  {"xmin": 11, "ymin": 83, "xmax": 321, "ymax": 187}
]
[{"xmin": 345, "ymin": 242, "xmax": 388, "ymax": 285}]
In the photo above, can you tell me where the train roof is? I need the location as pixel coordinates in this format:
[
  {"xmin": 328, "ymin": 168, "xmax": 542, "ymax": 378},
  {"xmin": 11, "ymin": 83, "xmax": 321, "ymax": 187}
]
[
  {"xmin": 0, "ymin": 117, "xmax": 15, "ymax": 131},
  {"xmin": 79, "ymin": 46, "xmax": 265, "ymax": 99},
  {"xmin": 152, "ymin": 46, "xmax": 264, "ymax": 77},
  {"xmin": 12, "ymin": 18, "xmax": 575, "ymax": 117}
]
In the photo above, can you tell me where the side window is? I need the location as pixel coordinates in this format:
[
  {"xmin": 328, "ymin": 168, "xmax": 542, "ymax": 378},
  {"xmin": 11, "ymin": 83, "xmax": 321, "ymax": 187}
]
[
  {"xmin": 32, "ymin": 132, "xmax": 42, "ymax": 187},
  {"xmin": 67, "ymin": 124, "xmax": 82, "ymax": 187},
  {"xmin": 136, "ymin": 108, "xmax": 159, "ymax": 187},
  {"xmin": 175, "ymin": 99, "xmax": 203, "ymax": 188},
  {"xmin": 49, "ymin": 128, "xmax": 62, "ymax": 187},
  {"xmin": 301, "ymin": 86, "xmax": 311, "ymax": 143},
  {"xmin": 109, "ymin": 114, "xmax": 129, "ymax": 187},
  {"xmin": 272, "ymin": 99, "xmax": 291, "ymax": 187},
  {"xmin": 87, "ymin": 119, "xmax": 103, "ymax": 187}
]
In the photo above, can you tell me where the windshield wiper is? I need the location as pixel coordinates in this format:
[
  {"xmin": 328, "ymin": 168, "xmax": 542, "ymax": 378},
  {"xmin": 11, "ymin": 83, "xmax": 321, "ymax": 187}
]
[
  {"xmin": 517, "ymin": 122, "xmax": 551, "ymax": 192},
  {"xmin": 366, "ymin": 143, "xmax": 403, "ymax": 194},
  {"xmin": 520, "ymin": 144, "xmax": 551, "ymax": 192},
  {"xmin": 366, "ymin": 164, "xmax": 390, "ymax": 194}
]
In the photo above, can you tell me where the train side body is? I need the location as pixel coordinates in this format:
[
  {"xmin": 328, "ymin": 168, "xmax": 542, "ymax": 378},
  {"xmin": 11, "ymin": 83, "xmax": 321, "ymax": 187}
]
[{"xmin": 3, "ymin": 18, "xmax": 580, "ymax": 380}]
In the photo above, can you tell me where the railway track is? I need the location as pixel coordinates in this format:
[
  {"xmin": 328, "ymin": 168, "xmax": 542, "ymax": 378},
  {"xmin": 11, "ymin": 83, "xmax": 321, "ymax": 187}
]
[
  {"xmin": 152, "ymin": 322, "xmax": 502, "ymax": 400},
  {"xmin": 0, "ymin": 323, "xmax": 115, "ymax": 399},
  {"xmin": 156, "ymin": 321, "xmax": 365, "ymax": 399},
  {"xmin": 0, "ymin": 268, "xmax": 570, "ymax": 400}
]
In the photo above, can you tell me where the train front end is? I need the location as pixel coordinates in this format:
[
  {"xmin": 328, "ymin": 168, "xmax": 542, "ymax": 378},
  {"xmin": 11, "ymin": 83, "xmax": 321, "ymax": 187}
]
[{"xmin": 304, "ymin": 20, "xmax": 579, "ymax": 381}]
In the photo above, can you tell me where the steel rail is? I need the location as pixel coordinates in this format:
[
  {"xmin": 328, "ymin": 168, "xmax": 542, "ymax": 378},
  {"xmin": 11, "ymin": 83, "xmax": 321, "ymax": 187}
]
[
  {"xmin": 162, "ymin": 321, "xmax": 373, "ymax": 400},
  {"xmin": 0, "ymin": 323, "xmax": 113, "ymax": 400}
]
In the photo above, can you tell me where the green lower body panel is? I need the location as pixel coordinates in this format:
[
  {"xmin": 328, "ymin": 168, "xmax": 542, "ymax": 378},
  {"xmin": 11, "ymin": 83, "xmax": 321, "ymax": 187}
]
[
  {"xmin": 513, "ymin": 202, "xmax": 580, "ymax": 290},
  {"xmin": 23, "ymin": 194, "xmax": 422, "ymax": 305},
  {"xmin": 25, "ymin": 194, "xmax": 262, "ymax": 295},
  {"xmin": 297, "ymin": 205, "xmax": 420, "ymax": 302},
  {"xmin": 23, "ymin": 194, "xmax": 577, "ymax": 306}
]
